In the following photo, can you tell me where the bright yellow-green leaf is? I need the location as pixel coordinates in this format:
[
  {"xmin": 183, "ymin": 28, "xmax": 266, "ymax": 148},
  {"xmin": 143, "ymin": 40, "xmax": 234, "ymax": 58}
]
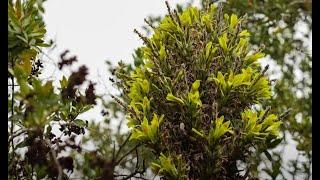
[
  {"xmin": 126, "ymin": 115, "xmax": 140, "ymax": 128},
  {"xmin": 230, "ymin": 14, "xmax": 238, "ymax": 29},
  {"xmin": 202, "ymin": 14, "xmax": 212, "ymax": 30},
  {"xmin": 159, "ymin": 45, "xmax": 166, "ymax": 60},
  {"xmin": 245, "ymin": 52, "xmax": 265, "ymax": 65},
  {"xmin": 130, "ymin": 67, "xmax": 145, "ymax": 79},
  {"xmin": 209, "ymin": 4, "xmax": 217, "ymax": 16},
  {"xmin": 142, "ymin": 96, "xmax": 150, "ymax": 114},
  {"xmin": 139, "ymin": 79, "xmax": 150, "ymax": 94},
  {"xmin": 188, "ymin": 91, "xmax": 202, "ymax": 107},
  {"xmin": 208, "ymin": 116, "xmax": 233, "ymax": 144},
  {"xmin": 218, "ymin": 33, "xmax": 228, "ymax": 52},
  {"xmin": 150, "ymin": 114, "xmax": 164, "ymax": 142},
  {"xmin": 60, "ymin": 76, "xmax": 68, "ymax": 89},
  {"xmin": 251, "ymin": 76, "xmax": 272, "ymax": 100},
  {"xmin": 211, "ymin": 71, "xmax": 227, "ymax": 92},
  {"xmin": 175, "ymin": 70, "xmax": 184, "ymax": 82},
  {"xmin": 205, "ymin": 41, "xmax": 213, "ymax": 60},
  {"xmin": 180, "ymin": 8, "xmax": 193, "ymax": 26},
  {"xmin": 227, "ymin": 70, "xmax": 234, "ymax": 83},
  {"xmin": 130, "ymin": 129, "xmax": 146, "ymax": 141},
  {"xmin": 216, "ymin": 72, "xmax": 225, "ymax": 84},
  {"xmin": 265, "ymin": 121, "xmax": 282, "ymax": 137},
  {"xmin": 224, "ymin": 14, "xmax": 229, "ymax": 21},
  {"xmin": 152, "ymin": 153, "xmax": 179, "ymax": 177},
  {"xmin": 239, "ymin": 30, "xmax": 251, "ymax": 37},
  {"xmin": 192, "ymin": 128, "xmax": 205, "ymax": 138},
  {"xmin": 261, "ymin": 114, "xmax": 278, "ymax": 128},
  {"xmin": 144, "ymin": 59, "xmax": 154, "ymax": 69},
  {"xmin": 159, "ymin": 16, "xmax": 177, "ymax": 31},
  {"xmin": 259, "ymin": 113, "xmax": 281, "ymax": 137},
  {"xmin": 192, "ymin": 80, "xmax": 201, "ymax": 91},
  {"xmin": 141, "ymin": 116, "xmax": 150, "ymax": 133},
  {"xmin": 241, "ymin": 109, "xmax": 273, "ymax": 139},
  {"xmin": 130, "ymin": 113, "xmax": 164, "ymax": 143},
  {"xmin": 166, "ymin": 93, "xmax": 185, "ymax": 105},
  {"xmin": 128, "ymin": 83, "xmax": 143, "ymax": 102},
  {"xmin": 234, "ymin": 38, "xmax": 249, "ymax": 56}
]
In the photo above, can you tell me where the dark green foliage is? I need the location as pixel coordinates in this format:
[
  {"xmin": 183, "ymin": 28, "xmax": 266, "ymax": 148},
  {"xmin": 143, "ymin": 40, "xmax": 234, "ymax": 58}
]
[{"xmin": 8, "ymin": 0, "xmax": 97, "ymax": 179}]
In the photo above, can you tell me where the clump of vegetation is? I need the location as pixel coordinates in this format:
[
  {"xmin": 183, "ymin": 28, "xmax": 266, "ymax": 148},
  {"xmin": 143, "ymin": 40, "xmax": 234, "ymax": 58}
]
[
  {"xmin": 113, "ymin": 2, "xmax": 283, "ymax": 179},
  {"xmin": 8, "ymin": 0, "xmax": 97, "ymax": 179},
  {"xmin": 9, "ymin": 0, "xmax": 292, "ymax": 179}
]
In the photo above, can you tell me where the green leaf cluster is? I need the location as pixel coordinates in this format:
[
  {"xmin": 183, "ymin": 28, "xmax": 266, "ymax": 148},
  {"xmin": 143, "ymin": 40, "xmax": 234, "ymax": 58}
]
[
  {"xmin": 241, "ymin": 109, "xmax": 282, "ymax": 139},
  {"xmin": 113, "ymin": 3, "xmax": 284, "ymax": 179},
  {"xmin": 151, "ymin": 153, "xmax": 186, "ymax": 179},
  {"xmin": 209, "ymin": 67, "xmax": 272, "ymax": 102},
  {"xmin": 130, "ymin": 114, "xmax": 164, "ymax": 143}
]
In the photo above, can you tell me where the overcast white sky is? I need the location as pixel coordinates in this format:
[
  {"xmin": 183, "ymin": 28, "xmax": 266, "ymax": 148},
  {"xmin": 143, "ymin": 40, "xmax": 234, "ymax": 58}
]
[
  {"xmin": 42, "ymin": 1, "xmax": 202, "ymax": 121},
  {"xmin": 42, "ymin": 0, "xmax": 199, "ymax": 87},
  {"xmin": 41, "ymin": 0, "xmax": 202, "ymax": 132},
  {"xmin": 41, "ymin": 1, "xmax": 310, "ymax": 179}
]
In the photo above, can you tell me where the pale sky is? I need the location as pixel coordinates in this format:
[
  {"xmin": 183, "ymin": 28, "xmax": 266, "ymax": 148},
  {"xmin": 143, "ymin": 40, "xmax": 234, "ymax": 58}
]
[
  {"xmin": 42, "ymin": 0, "xmax": 199, "ymax": 85},
  {"xmin": 42, "ymin": 0, "xmax": 201, "ymax": 121},
  {"xmin": 41, "ymin": 0, "xmax": 201, "ymax": 133}
]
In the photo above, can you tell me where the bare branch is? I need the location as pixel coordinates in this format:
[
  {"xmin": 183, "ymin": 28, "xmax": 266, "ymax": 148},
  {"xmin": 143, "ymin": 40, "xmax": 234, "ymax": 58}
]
[
  {"xmin": 115, "ymin": 144, "xmax": 141, "ymax": 165},
  {"xmin": 115, "ymin": 133, "xmax": 132, "ymax": 161}
]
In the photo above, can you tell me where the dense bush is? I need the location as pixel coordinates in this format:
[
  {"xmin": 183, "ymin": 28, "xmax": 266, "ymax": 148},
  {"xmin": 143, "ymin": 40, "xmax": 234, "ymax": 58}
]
[
  {"xmin": 142, "ymin": 0, "xmax": 312, "ymax": 178},
  {"xmin": 113, "ymin": 3, "xmax": 283, "ymax": 179}
]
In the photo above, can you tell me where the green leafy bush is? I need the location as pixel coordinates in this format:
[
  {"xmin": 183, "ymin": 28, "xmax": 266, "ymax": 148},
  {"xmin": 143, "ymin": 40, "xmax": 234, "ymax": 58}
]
[{"xmin": 114, "ymin": 3, "xmax": 283, "ymax": 179}]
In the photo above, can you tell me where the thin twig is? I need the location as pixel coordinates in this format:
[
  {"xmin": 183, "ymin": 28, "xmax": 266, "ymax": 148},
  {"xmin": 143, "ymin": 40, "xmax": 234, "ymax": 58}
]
[
  {"xmin": 10, "ymin": 57, "xmax": 15, "ymax": 157},
  {"xmin": 279, "ymin": 108, "xmax": 292, "ymax": 120},
  {"xmin": 46, "ymin": 140, "xmax": 63, "ymax": 180},
  {"xmin": 112, "ymin": 140, "xmax": 116, "ymax": 164},
  {"xmin": 144, "ymin": 18, "xmax": 155, "ymax": 29},
  {"xmin": 251, "ymin": 65, "xmax": 269, "ymax": 86},
  {"xmin": 8, "ymin": 84, "xmax": 19, "ymax": 86},
  {"xmin": 165, "ymin": 1, "xmax": 175, "ymax": 23},
  {"xmin": 8, "ymin": 130, "xmax": 27, "ymax": 146},
  {"xmin": 113, "ymin": 174, "xmax": 147, "ymax": 180},
  {"xmin": 115, "ymin": 144, "xmax": 141, "ymax": 165},
  {"xmin": 173, "ymin": 9, "xmax": 182, "ymax": 27},
  {"xmin": 135, "ymin": 148, "xmax": 139, "ymax": 169},
  {"xmin": 116, "ymin": 156, "xmax": 147, "ymax": 180},
  {"xmin": 115, "ymin": 133, "xmax": 132, "ymax": 161},
  {"xmin": 133, "ymin": 29, "xmax": 150, "ymax": 45}
]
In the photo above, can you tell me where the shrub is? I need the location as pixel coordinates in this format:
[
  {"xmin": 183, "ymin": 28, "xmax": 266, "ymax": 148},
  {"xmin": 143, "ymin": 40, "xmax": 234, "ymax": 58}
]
[{"xmin": 114, "ymin": 3, "xmax": 282, "ymax": 179}]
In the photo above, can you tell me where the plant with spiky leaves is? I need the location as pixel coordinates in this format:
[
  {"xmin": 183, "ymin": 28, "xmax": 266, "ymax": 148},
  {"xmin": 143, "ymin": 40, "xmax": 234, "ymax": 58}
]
[{"xmin": 112, "ymin": 2, "xmax": 284, "ymax": 179}]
